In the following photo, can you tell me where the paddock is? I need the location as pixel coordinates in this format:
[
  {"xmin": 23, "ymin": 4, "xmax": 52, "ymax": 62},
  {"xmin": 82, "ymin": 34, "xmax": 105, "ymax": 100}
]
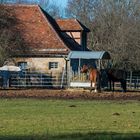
[
  {"xmin": 0, "ymin": 51, "xmax": 140, "ymax": 90},
  {"xmin": 0, "ymin": 51, "xmax": 110, "ymax": 89}
]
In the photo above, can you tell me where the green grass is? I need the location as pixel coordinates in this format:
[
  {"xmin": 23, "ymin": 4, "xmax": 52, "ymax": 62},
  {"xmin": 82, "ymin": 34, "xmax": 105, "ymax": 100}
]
[{"xmin": 0, "ymin": 99, "xmax": 140, "ymax": 140}]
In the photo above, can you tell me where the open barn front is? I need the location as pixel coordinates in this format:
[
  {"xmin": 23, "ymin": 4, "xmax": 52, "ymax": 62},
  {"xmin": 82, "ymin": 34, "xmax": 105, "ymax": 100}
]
[{"xmin": 67, "ymin": 51, "xmax": 111, "ymax": 88}]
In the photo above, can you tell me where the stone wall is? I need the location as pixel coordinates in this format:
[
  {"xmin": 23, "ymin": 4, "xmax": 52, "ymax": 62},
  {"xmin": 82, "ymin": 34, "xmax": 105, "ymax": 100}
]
[{"xmin": 14, "ymin": 57, "xmax": 66, "ymax": 73}]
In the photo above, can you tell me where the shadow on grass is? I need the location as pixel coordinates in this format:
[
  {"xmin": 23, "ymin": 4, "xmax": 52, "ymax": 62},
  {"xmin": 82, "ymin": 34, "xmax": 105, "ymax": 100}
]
[{"xmin": 0, "ymin": 132, "xmax": 140, "ymax": 140}]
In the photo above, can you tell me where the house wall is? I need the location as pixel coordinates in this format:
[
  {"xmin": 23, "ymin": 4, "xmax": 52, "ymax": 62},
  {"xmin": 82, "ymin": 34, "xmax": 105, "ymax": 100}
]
[
  {"xmin": 14, "ymin": 57, "xmax": 66, "ymax": 73},
  {"xmin": 66, "ymin": 31, "xmax": 81, "ymax": 44},
  {"xmin": 66, "ymin": 31, "xmax": 87, "ymax": 50}
]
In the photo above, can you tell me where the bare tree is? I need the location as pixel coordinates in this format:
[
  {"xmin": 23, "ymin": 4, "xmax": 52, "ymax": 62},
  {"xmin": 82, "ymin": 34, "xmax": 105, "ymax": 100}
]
[
  {"xmin": 39, "ymin": 0, "xmax": 61, "ymax": 18},
  {"xmin": 0, "ymin": 6, "xmax": 29, "ymax": 65},
  {"xmin": 0, "ymin": 6, "xmax": 15, "ymax": 65},
  {"xmin": 66, "ymin": 0, "xmax": 96, "ymax": 25},
  {"xmin": 66, "ymin": 0, "xmax": 140, "ymax": 70},
  {"xmin": 93, "ymin": 0, "xmax": 140, "ymax": 70}
]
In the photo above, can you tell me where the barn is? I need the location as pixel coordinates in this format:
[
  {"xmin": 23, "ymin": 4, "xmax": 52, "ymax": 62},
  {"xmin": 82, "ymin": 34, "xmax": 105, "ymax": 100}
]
[{"xmin": 0, "ymin": 4, "xmax": 111, "ymax": 88}]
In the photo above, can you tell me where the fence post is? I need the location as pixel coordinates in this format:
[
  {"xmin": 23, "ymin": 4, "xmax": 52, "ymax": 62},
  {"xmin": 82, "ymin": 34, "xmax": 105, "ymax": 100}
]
[
  {"xmin": 136, "ymin": 76, "xmax": 139, "ymax": 89},
  {"xmin": 129, "ymin": 71, "xmax": 132, "ymax": 89},
  {"xmin": 41, "ymin": 72, "xmax": 42, "ymax": 87},
  {"xmin": 69, "ymin": 66, "xmax": 72, "ymax": 87},
  {"xmin": 61, "ymin": 64, "xmax": 66, "ymax": 88}
]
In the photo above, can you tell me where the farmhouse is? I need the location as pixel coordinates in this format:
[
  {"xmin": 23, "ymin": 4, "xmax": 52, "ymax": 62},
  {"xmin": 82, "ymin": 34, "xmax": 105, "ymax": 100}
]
[
  {"xmin": 0, "ymin": 4, "xmax": 110, "ymax": 88},
  {"xmin": 0, "ymin": 4, "xmax": 89, "ymax": 70}
]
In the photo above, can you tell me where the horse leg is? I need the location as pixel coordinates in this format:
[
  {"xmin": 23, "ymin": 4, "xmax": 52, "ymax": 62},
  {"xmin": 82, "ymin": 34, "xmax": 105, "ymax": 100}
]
[
  {"xmin": 123, "ymin": 80, "xmax": 127, "ymax": 92},
  {"xmin": 90, "ymin": 80, "xmax": 97, "ymax": 93},
  {"xmin": 94, "ymin": 80, "xmax": 97, "ymax": 93},
  {"xmin": 97, "ymin": 74, "xmax": 101, "ymax": 93},
  {"xmin": 94, "ymin": 84, "xmax": 97, "ymax": 93},
  {"xmin": 93, "ymin": 76, "xmax": 97, "ymax": 93},
  {"xmin": 90, "ymin": 80, "xmax": 92, "ymax": 92},
  {"xmin": 109, "ymin": 80, "xmax": 112, "ymax": 91},
  {"xmin": 112, "ymin": 81, "xmax": 115, "ymax": 92},
  {"xmin": 121, "ymin": 79, "xmax": 127, "ymax": 92}
]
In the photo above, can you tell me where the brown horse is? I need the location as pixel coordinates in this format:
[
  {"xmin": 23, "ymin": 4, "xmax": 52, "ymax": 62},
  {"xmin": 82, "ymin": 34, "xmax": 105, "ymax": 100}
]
[
  {"xmin": 106, "ymin": 69, "xmax": 127, "ymax": 92},
  {"xmin": 81, "ymin": 65, "xmax": 101, "ymax": 92},
  {"xmin": 80, "ymin": 64, "xmax": 88, "ymax": 73}
]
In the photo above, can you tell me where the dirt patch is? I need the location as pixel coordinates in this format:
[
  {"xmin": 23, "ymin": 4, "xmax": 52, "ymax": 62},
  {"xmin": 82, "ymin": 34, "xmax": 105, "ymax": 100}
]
[
  {"xmin": 0, "ymin": 89, "xmax": 140, "ymax": 100},
  {"xmin": 112, "ymin": 112, "xmax": 120, "ymax": 116}
]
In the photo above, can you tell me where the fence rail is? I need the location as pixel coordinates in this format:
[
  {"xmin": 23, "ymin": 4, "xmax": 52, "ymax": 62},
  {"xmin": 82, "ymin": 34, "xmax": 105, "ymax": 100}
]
[
  {"xmin": 70, "ymin": 71, "xmax": 140, "ymax": 89},
  {"xmin": 0, "ymin": 70, "xmax": 140, "ymax": 90},
  {"xmin": 1, "ymin": 71, "xmax": 67, "ymax": 88}
]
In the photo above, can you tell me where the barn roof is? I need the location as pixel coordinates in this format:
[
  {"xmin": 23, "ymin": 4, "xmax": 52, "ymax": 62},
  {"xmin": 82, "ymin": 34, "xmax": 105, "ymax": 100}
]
[
  {"xmin": 0, "ymin": 4, "xmax": 86, "ymax": 55},
  {"xmin": 67, "ymin": 51, "xmax": 111, "ymax": 60}
]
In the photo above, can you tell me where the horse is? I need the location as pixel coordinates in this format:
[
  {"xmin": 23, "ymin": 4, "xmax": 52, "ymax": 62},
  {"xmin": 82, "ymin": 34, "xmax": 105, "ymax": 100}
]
[
  {"xmin": 106, "ymin": 69, "xmax": 127, "ymax": 92},
  {"xmin": 81, "ymin": 64, "xmax": 101, "ymax": 92}
]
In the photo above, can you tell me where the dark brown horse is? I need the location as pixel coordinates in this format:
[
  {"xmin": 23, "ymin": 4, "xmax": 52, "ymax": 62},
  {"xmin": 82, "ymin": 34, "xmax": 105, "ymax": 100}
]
[
  {"xmin": 106, "ymin": 69, "xmax": 127, "ymax": 92},
  {"xmin": 81, "ymin": 65, "xmax": 101, "ymax": 92}
]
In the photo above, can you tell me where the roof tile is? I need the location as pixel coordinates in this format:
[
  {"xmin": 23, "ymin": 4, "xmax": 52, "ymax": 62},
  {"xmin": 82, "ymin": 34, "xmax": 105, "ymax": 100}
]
[
  {"xmin": 56, "ymin": 19, "xmax": 90, "ymax": 32},
  {"xmin": 0, "ymin": 4, "xmax": 89, "ymax": 55}
]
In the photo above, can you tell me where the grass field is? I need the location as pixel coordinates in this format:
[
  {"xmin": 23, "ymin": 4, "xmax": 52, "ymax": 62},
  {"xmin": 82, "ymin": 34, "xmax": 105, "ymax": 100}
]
[{"xmin": 0, "ymin": 99, "xmax": 140, "ymax": 140}]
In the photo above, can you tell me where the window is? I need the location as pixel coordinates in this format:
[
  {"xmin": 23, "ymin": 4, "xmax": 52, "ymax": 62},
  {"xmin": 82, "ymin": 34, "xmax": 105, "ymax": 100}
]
[
  {"xmin": 49, "ymin": 62, "xmax": 58, "ymax": 69},
  {"xmin": 18, "ymin": 62, "xmax": 27, "ymax": 70}
]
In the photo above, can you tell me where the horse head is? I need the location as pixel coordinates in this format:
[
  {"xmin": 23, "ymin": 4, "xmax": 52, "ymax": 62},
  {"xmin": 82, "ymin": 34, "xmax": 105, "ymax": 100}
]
[{"xmin": 80, "ymin": 64, "xmax": 89, "ymax": 73}]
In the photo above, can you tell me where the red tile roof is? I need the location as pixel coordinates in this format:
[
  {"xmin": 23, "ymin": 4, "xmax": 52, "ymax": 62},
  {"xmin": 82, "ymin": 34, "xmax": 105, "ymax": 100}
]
[
  {"xmin": 0, "ymin": 4, "xmax": 89, "ymax": 55},
  {"xmin": 56, "ymin": 19, "xmax": 90, "ymax": 32}
]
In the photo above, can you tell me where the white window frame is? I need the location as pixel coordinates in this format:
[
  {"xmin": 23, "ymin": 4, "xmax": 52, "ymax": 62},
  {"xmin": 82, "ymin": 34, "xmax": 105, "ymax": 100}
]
[{"xmin": 18, "ymin": 62, "xmax": 27, "ymax": 70}]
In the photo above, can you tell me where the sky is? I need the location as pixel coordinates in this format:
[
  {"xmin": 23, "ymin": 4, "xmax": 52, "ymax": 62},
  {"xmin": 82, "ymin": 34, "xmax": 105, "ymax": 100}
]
[
  {"xmin": 2, "ymin": 0, "xmax": 68, "ymax": 8},
  {"xmin": 50, "ymin": 0, "xmax": 68, "ymax": 8}
]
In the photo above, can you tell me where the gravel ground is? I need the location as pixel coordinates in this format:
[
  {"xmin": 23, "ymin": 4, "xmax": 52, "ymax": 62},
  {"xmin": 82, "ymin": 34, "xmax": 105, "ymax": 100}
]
[{"xmin": 0, "ymin": 88, "xmax": 140, "ymax": 100}]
